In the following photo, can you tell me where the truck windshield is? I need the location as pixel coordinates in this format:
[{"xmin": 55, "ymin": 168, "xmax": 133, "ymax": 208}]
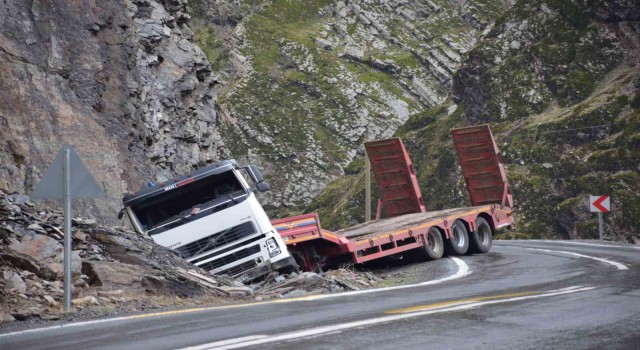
[{"xmin": 131, "ymin": 170, "xmax": 246, "ymax": 233}]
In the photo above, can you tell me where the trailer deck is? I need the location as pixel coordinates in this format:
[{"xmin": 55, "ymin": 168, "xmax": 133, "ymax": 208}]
[
  {"xmin": 338, "ymin": 207, "xmax": 491, "ymax": 240},
  {"xmin": 273, "ymin": 125, "xmax": 515, "ymax": 272}
]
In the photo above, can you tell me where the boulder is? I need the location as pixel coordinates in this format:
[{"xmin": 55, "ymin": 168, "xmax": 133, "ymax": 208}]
[
  {"xmin": 43, "ymin": 295, "xmax": 59, "ymax": 307},
  {"xmin": 8, "ymin": 233, "xmax": 81, "ymax": 279},
  {"xmin": 72, "ymin": 296, "xmax": 99, "ymax": 308},
  {"xmin": 341, "ymin": 46, "xmax": 365, "ymax": 61},
  {"xmin": 11, "ymin": 307, "xmax": 43, "ymax": 320},
  {"xmin": 0, "ymin": 252, "xmax": 41, "ymax": 275},
  {"xmin": 314, "ymin": 37, "xmax": 334, "ymax": 50},
  {"xmin": 73, "ymin": 231, "xmax": 88, "ymax": 242},
  {"xmin": 0, "ymin": 312, "xmax": 16, "ymax": 324},
  {"xmin": 3, "ymin": 271, "xmax": 27, "ymax": 293},
  {"xmin": 82, "ymin": 261, "xmax": 145, "ymax": 289}
]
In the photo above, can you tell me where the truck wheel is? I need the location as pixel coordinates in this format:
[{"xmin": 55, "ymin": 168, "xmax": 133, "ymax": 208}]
[
  {"xmin": 420, "ymin": 227, "xmax": 444, "ymax": 260},
  {"xmin": 469, "ymin": 217, "xmax": 493, "ymax": 254},
  {"xmin": 445, "ymin": 220, "xmax": 469, "ymax": 255}
]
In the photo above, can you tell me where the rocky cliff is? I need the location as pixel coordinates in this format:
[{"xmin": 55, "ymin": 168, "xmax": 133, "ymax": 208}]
[
  {"xmin": 308, "ymin": 0, "xmax": 640, "ymax": 242},
  {"xmin": 0, "ymin": 0, "xmax": 223, "ymax": 224}
]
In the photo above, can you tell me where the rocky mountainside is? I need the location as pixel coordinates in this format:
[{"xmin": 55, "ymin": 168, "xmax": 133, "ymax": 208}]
[
  {"xmin": 0, "ymin": 190, "xmax": 251, "ymax": 323},
  {"xmin": 0, "ymin": 0, "xmax": 223, "ymax": 225},
  {"xmin": 308, "ymin": 0, "xmax": 640, "ymax": 242},
  {"xmin": 189, "ymin": 0, "xmax": 513, "ymax": 213}
]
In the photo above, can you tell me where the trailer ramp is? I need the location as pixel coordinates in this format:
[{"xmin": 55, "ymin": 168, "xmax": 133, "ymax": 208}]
[
  {"xmin": 451, "ymin": 125, "xmax": 513, "ymax": 208},
  {"xmin": 364, "ymin": 138, "xmax": 425, "ymax": 219}
]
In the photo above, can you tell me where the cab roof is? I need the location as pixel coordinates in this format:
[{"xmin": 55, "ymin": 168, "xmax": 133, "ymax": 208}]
[{"xmin": 122, "ymin": 159, "xmax": 238, "ymax": 207}]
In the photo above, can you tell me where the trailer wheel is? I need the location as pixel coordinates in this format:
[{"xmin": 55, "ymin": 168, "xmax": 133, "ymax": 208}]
[
  {"xmin": 469, "ymin": 217, "xmax": 493, "ymax": 254},
  {"xmin": 420, "ymin": 227, "xmax": 444, "ymax": 260},
  {"xmin": 445, "ymin": 220, "xmax": 469, "ymax": 255}
]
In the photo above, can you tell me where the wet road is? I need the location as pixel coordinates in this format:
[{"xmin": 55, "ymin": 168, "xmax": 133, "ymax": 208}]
[{"xmin": 1, "ymin": 240, "xmax": 639, "ymax": 349}]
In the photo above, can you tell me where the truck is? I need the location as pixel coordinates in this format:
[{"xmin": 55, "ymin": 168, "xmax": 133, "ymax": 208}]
[
  {"xmin": 121, "ymin": 160, "xmax": 297, "ymax": 282},
  {"xmin": 272, "ymin": 124, "xmax": 515, "ymax": 272}
]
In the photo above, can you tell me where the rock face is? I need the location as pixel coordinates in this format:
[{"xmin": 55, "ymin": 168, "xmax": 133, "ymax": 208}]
[
  {"xmin": 309, "ymin": 0, "xmax": 640, "ymax": 242},
  {"xmin": 0, "ymin": 0, "xmax": 223, "ymax": 225},
  {"xmin": 190, "ymin": 0, "xmax": 511, "ymax": 212}
]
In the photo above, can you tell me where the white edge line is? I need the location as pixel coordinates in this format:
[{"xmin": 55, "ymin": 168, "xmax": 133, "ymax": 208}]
[
  {"xmin": 525, "ymin": 248, "xmax": 629, "ymax": 270},
  {"xmin": 299, "ymin": 257, "xmax": 470, "ymax": 301},
  {"xmin": 537, "ymin": 240, "xmax": 640, "ymax": 250},
  {"xmin": 496, "ymin": 240, "xmax": 640, "ymax": 250},
  {"xmin": 181, "ymin": 335, "xmax": 269, "ymax": 350},
  {"xmin": 0, "ymin": 316, "xmax": 132, "ymax": 339},
  {"xmin": 0, "ymin": 258, "xmax": 470, "ymax": 339},
  {"xmin": 189, "ymin": 286, "xmax": 596, "ymax": 350}
]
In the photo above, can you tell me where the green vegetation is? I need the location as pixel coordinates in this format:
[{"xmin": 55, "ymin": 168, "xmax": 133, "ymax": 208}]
[{"xmin": 191, "ymin": 19, "xmax": 227, "ymax": 71}]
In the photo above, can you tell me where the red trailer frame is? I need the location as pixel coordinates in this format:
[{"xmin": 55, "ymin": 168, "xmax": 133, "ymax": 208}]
[{"xmin": 273, "ymin": 125, "xmax": 515, "ymax": 272}]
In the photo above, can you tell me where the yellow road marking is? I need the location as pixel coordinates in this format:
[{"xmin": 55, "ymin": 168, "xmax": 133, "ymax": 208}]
[
  {"xmin": 122, "ymin": 287, "xmax": 532, "ymax": 322},
  {"xmin": 123, "ymin": 294, "xmax": 327, "ymax": 321},
  {"xmin": 385, "ymin": 291, "xmax": 540, "ymax": 314}
]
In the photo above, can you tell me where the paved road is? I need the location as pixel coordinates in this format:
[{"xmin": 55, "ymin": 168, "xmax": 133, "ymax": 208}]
[{"xmin": 1, "ymin": 240, "xmax": 639, "ymax": 349}]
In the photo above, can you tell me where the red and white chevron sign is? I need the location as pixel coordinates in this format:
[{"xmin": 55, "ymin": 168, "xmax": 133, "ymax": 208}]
[{"xmin": 589, "ymin": 195, "xmax": 610, "ymax": 213}]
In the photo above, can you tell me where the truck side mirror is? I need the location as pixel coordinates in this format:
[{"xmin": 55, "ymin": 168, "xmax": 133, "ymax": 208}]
[
  {"xmin": 256, "ymin": 182, "xmax": 270, "ymax": 192},
  {"xmin": 246, "ymin": 165, "xmax": 271, "ymax": 192},
  {"xmin": 117, "ymin": 208, "xmax": 125, "ymax": 220},
  {"xmin": 247, "ymin": 165, "xmax": 264, "ymax": 183}
]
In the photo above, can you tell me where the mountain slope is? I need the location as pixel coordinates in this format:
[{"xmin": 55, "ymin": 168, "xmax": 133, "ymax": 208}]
[
  {"xmin": 190, "ymin": 0, "xmax": 512, "ymax": 213},
  {"xmin": 308, "ymin": 0, "xmax": 640, "ymax": 242}
]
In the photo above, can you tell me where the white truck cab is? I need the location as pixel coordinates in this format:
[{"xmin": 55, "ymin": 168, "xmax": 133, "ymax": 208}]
[{"xmin": 121, "ymin": 160, "xmax": 296, "ymax": 282}]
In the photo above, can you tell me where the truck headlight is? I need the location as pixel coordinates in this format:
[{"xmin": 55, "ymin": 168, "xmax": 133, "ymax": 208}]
[{"xmin": 266, "ymin": 238, "xmax": 282, "ymax": 258}]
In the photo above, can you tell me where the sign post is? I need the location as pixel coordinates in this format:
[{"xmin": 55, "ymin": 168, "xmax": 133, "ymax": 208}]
[
  {"xmin": 63, "ymin": 148, "xmax": 72, "ymax": 312},
  {"xmin": 589, "ymin": 195, "xmax": 610, "ymax": 240},
  {"xmin": 364, "ymin": 129, "xmax": 371, "ymax": 222},
  {"xmin": 31, "ymin": 145, "xmax": 104, "ymax": 312}
]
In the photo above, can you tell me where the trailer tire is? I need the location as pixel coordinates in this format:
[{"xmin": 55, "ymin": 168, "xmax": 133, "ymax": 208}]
[
  {"xmin": 420, "ymin": 227, "xmax": 444, "ymax": 260},
  {"xmin": 469, "ymin": 217, "xmax": 493, "ymax": 254},
  {"xmin": 445, "ymin": 220, "xmax": 469, "ymax": 255}
]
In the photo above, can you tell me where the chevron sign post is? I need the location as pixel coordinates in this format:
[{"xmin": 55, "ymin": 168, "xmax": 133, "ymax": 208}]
[
  {"xmin": 589, "ymin": 195, "xmax": 610, "ymax": 240},
  {"xmin": 589, "ymin": 196, "xmax": 610, "ymax": 213}
]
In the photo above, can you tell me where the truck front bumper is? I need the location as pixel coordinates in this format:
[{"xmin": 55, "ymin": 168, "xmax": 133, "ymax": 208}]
[{"xmin": 235, "ymin": 256, "xmax": 297, "ymax": 282}]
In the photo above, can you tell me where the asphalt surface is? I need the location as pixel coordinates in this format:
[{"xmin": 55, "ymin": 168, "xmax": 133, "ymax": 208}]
[{"xmin": 1, "ymin": 239, "xmax": 639, "ymax": 350}]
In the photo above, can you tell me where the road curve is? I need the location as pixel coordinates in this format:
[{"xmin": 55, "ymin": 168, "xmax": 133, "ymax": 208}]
[{"xmin": 1, "ymin": 240, "xmax": 639, "ymax": 350}]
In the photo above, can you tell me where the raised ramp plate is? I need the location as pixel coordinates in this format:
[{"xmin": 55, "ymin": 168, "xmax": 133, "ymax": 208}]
[
  {"xmin": 451, "ymin": 125, "xmax": 513, "ymax": 207},
  {"xmin": 365, "ymin": 138, "xmax": 425, "ymax": 218}
]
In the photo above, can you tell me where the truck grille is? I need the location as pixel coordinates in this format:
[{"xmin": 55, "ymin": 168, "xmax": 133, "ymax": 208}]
[
  {"xmin": 197, "ymin": 244, "xmax": 261, "ymax": 272},
  {"xmin": 175, "ymin": 222, "xmax": 256, "ymax": 259},
  {"xmin": 216, "ymin": 260, "xmax": 259, "ymax": 277}
]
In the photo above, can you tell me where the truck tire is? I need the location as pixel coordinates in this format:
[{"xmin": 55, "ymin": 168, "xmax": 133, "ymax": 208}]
[
  {"xmin": 445, "ymin": 220, "xmax": 469, "ymax": 255},
  {"xmin": 469, "ymin": 217, "xmax": 493, "ymax": 254},
  {"xmin": 419, "ymin": 227, "xmax": 444, "ymax": 260}
]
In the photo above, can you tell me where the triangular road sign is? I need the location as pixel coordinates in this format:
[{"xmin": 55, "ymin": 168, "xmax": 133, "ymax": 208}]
[{"xmin": 31, "ymin": 144, "xmax": 105, "ymax": 200}]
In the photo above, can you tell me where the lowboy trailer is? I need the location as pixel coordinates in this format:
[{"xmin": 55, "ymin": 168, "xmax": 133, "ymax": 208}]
[{"xmin": 272, "ymin": 124, "xmax": 515, "ymax": 272}]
